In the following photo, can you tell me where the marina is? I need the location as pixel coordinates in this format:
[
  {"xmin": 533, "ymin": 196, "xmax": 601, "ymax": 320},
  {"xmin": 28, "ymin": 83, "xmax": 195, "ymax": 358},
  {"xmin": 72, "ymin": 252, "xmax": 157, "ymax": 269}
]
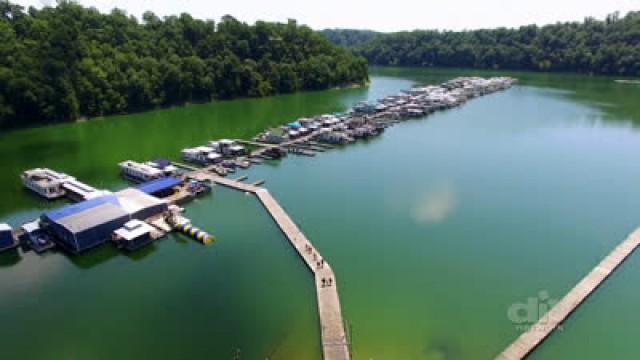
[
  {"xmin": 3, "ymin": 69, "xmax": 638, "ymax": 359},
  {"xmin": 0, "ymin": 76, "xmax": 515, "ymax": 360}
]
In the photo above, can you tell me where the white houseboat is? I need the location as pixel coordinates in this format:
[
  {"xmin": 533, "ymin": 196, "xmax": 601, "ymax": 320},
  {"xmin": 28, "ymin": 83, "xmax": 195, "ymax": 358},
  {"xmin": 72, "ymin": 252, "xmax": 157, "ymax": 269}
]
[
  {"xmin": 182, "ymin": 146, "xmax": 222, "ymax": 165},
  {"xmin": 146, "ymin": 160, "xmax": 178, "ymax": 177},
  {"xmin": 209, "ymin": 139, "xmax": 246, "ymax": 157},
  {"xmin": 21, "ymin": 168, "xmax": 75, "ymax": 200},
  {"xmin": 119, "ymin": 161, "xmax": 164, "ymax": 183}
]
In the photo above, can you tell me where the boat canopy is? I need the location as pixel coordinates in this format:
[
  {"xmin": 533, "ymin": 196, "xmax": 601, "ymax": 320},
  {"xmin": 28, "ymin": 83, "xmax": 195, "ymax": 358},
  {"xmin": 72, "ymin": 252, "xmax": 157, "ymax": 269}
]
[{"xmin": 136, "ymin": 177, "xmax": 183, "ymax": 195}]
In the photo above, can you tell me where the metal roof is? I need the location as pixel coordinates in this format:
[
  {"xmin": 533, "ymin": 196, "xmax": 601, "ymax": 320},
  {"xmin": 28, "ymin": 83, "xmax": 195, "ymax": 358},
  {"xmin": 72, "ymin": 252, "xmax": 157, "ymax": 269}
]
[
  {"xmin": 43, "ymin": 195, "xmax": 121, "ymax": 221},
  {"xmin": 136, "ymin": 177, "xmax": 183, "ymax": 195},
  {"xmin": 55, "ymin": 203, "xmax": 129, "ymax": 234},
  {"xmin": 115, "ymin": 188, "xmax": 167, "ymax": 215}
]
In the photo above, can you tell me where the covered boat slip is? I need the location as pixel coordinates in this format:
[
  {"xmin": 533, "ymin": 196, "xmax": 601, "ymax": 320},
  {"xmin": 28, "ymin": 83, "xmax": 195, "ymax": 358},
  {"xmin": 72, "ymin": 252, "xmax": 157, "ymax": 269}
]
[{"xmin": 136, "ymin": 176, "xmax": 183, "ymax": 197}]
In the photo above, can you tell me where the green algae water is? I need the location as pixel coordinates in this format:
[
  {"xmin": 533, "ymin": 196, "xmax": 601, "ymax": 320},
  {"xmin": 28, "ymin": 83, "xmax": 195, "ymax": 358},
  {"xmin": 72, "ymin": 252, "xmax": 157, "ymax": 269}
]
[{"xmin": 2, "ymin": 67, "xmax": 640, "ymax": 359}]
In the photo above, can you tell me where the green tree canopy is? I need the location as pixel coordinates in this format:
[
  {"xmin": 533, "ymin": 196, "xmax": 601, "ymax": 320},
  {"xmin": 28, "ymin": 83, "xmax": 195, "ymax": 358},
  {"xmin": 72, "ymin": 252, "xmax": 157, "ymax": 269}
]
[{"xmin": 0, "ymin": 0, "xmax": 368, "ymax": 129}]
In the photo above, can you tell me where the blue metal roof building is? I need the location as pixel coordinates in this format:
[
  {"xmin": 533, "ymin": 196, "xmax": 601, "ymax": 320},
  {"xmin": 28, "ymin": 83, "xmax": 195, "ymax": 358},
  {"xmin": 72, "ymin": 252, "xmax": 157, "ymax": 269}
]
[
  {"xmin": 44, "ymin": 195, "xmax": 121, "ymax": 221},
  {"xmin": 40, "ymin": 189, "xmax": 169, "ymax": 254},
  {"xmin": 136, "ymin": 177, "xmax": 182, "ymax": 196},
  {"xmin": 41, "ymin": 195, "xmax": 129, "ymax": 254}
]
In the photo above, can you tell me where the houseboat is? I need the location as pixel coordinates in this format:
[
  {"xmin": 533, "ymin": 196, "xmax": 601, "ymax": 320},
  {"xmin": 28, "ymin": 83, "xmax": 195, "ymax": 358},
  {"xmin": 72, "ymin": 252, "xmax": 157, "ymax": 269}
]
[
  {"xmin": 210, "ymin": 139, "xmax": 246, "ymax": 156},
  {"xmin": 317, "ymin": 131, "xmax": 354, "ymax": 145},
  {"xmin": 146, "ymin": 159, "xmax": 178, "ymax": 177},
  {"xmin": 353, "ymin": 102, "xmax": 377, "ymax": 114},
  {"xmin": 119, "ymin": 161, "xmax": 164, "ymax": 183},
  {"xmin": 182, "ymin": 146, "xmax": 222, "ymax": 165},
  {"xmin": 21, "ymin": 168, "xmax": 75, "ymax": 200},
  {"xmin": 260, "ymin": 128, "xmax": 287, "ymax": 144}
]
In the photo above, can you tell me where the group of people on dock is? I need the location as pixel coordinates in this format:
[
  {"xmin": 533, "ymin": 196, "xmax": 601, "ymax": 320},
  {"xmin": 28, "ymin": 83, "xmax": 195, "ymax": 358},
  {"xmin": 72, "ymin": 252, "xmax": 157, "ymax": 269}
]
[
  {"xmin": 305, "ymin": 244, "xmax": 326, "ymax": 269},
  {"xmin": 321, "ymin": 277, "xmax": 333, "ymax": 288},
  {"xmin": 304, "ymin": 242, "xmax": 333, "ymax": 288}
]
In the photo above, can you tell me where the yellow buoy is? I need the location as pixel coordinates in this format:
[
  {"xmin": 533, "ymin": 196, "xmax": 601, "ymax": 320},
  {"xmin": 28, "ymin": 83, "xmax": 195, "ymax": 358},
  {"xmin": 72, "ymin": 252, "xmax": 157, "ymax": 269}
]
[
  {"xmin": 175, "ymin": 222, "xmax": 216, "ymax": 245},
  {"xmin": 203, "ymin": 235, "xmax": 215, "ymax": 245}
]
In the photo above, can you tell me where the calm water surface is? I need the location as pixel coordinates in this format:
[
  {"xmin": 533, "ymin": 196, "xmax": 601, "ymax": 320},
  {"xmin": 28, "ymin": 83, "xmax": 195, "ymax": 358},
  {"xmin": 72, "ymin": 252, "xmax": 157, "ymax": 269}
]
[{"xmin": 1, "ymin": 67, "xmax": 640, "ymax": 359}]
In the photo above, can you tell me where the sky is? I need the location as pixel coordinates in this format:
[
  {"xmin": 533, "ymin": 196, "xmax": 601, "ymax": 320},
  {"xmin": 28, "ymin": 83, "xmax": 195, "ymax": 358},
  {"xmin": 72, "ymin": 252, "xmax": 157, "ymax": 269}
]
[{"xmin": 15, "ymin": 0, "xmax": 640, "ymax": 32}]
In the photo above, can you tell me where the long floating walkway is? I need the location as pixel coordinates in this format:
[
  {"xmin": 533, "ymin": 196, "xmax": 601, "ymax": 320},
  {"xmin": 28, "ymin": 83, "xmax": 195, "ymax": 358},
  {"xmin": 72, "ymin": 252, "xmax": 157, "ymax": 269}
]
[
  {"xmin": 497, "ymin": 228, "xmax": 640, "ymax": 360},
  {"xmin": 189, "ymin": 170, "xmax": 350, "ymax": 360}
]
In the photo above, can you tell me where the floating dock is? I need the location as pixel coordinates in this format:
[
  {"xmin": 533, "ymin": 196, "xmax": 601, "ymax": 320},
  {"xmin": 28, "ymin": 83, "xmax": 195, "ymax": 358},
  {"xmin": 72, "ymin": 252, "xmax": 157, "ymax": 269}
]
[
  {"xmin": 256, "ymin": 189, "xmax": 350, "ymax": 360},
  {"xmin": 188, "ymin": 170, "xmax": 350, "ymax": 360},
  {"xmin": 497, "ymin": 227, "xmax": 640, "ymax": 360}
]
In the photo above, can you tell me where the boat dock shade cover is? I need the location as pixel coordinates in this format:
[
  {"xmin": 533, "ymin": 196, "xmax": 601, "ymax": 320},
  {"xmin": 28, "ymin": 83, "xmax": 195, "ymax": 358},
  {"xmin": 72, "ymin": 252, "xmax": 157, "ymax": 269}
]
[{"xmin": 136, "ymin": 177, "xmax": 183, "ymax": 195}]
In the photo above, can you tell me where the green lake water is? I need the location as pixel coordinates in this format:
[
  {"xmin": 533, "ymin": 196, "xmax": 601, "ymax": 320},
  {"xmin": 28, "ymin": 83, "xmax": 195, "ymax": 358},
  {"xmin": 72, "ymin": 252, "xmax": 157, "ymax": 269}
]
[{"xmin": 1, "ymin": 67, "xmax": 640, "ymax": 359}]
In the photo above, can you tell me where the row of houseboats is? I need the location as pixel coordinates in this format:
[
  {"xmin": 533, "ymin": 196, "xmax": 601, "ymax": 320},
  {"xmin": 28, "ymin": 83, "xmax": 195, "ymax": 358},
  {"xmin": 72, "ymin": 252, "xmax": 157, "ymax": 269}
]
[
  {"xmin": 5, "ymin": 76, "xmax": 516, "ymax": 255},
  {"xmin": 21, "ymin": 76, "xmax": 517, "ymax": 203},
  {"xmin": 255, "ymin": 76, "xmax": 516, "ymax": 146},
  {"xmin": 169, "ymin": 76, "xmax": 517, "ymax": 170}
]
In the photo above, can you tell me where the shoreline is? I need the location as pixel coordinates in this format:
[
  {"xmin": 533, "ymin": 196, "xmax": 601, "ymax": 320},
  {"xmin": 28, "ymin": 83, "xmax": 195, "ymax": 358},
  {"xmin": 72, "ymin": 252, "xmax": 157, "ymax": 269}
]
[{"xmin": 0, "ymin": 81, "xmax": 369, "ymax": 135}]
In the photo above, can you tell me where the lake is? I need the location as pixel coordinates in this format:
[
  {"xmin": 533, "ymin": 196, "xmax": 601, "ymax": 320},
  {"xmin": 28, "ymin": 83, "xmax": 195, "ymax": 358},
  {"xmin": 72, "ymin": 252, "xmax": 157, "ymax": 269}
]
[{"xmin": 1, "ymin": 67, "xmax": 640, "ymax": 359}]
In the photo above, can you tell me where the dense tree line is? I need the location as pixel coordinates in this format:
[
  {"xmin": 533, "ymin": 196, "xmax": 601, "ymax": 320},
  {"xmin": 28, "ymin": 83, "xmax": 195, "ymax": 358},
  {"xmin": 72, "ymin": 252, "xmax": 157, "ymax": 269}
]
[
  {"xmin": 0, "ymin": 1, "xmax": 368, "ymax": 129},
  {"xmin": 323, "ymin": 12, "xmax": 640, "ymax": 76},
  {"xmin": 319, "ymin": 29, "xmax": 380, "ymax": 47}
]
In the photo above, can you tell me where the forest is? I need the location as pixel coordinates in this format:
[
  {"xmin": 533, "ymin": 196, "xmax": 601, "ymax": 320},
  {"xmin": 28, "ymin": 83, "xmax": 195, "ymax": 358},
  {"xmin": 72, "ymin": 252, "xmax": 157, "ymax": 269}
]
[
  {"xmin": 323, "ymin": 12, "xmax": 640, "ymax": 76},
  {"xmin": 0, "ymin": 1, "xmax": 368, "ymax": 129},
  {"xmin": 319, "ymin": 29, "xmax": 380, "ymax": 48}
]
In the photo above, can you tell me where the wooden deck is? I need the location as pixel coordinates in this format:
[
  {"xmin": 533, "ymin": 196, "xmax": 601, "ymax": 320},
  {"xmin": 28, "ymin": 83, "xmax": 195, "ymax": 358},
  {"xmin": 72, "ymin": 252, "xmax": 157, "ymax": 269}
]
[
  {"xmin": 256, "ymin": 189, "xmax": 350, "ymax": 360},
  {"xmin": 187, "ymin": 170, "xmax": 350, "ymax": 360},
  {"xmin": 497, "ymin": 228, "xmax": 640, "ymax": 360}
]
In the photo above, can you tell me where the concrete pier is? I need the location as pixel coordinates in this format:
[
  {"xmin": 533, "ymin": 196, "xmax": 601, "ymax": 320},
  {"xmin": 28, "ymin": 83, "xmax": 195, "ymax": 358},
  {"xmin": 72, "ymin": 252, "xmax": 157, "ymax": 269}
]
[
  {"xmin": 190, "ymin": 170, "xmax": 350, "ymax": 360},
  {"xmin": 497, "ymin": 228, "xmax": 640, "ymax": 360}
]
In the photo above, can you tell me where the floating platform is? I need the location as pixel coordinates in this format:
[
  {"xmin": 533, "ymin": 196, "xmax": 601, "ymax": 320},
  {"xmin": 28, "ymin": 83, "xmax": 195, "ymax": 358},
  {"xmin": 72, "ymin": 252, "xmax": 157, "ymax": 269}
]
[
  {"xmin": 187, "ymin": 172, "xmax": 350, "ymax": 360},
  {"xmin": 497, "ymin": 227, "xmax": 640, "ymax": 359}
]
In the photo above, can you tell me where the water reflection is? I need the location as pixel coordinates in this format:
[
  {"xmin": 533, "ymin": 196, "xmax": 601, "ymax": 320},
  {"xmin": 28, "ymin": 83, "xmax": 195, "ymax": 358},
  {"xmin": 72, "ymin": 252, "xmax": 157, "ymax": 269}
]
[
  {"xmin": 0, "ymin": 250, "xmax": 64, "ymax": 298},
  {"xmin": 67, "ymin": 245, "xmax": 118, "ymax": 269},
  {"xmin": 412, "ymin": 182, "xmax": 457, "ymax": 224}
]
